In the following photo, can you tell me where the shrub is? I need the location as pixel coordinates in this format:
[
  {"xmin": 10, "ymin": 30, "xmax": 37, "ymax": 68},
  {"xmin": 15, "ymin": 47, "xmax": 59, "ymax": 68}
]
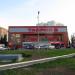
[{"xmin": 21, "ymin": 53, "xmax": 32, "ymax": 58}]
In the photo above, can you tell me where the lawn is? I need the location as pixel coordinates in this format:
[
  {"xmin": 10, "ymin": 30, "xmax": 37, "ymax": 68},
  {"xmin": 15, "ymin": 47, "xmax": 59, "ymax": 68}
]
[
  {"xmin": 0, "ymin": 48, "xmax": 75, "ymax": 64},
  {"xmin": 0, "ymin": 48, "xmax": 75, "ymax": 75},
  {"xmin": 0, "ymin": 48, "xmax": 75, "ymax": 61},
  {"xmin": 1, "ymin": 58, "xmax": 75, "ymax": 75}
]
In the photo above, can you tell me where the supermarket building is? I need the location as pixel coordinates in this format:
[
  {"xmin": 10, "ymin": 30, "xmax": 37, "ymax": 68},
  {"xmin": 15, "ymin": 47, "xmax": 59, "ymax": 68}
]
[{"xmin": 8, "ymin": 26, "xmax": 69, "ymax": 48}]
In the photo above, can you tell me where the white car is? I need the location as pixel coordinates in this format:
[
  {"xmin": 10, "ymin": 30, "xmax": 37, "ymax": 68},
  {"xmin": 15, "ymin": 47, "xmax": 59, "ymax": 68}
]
[
  {"xmin": 48, "ymin": 45, "xmax": 55, "ymax": 49},
  {"xmin": 34, "ymin": 44, "xmax": 55, "ymax": 49},
  {"xmin": 0, "ymin": 47, "xmax": 8, "ymax": 50},
  {"xmin": 34, "ymin": 45, "xmax": 41, "ymax": 49}
]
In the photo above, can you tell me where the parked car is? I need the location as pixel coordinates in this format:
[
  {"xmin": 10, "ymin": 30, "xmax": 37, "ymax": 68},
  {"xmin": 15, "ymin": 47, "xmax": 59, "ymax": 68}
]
[
  {"xmin": 0, "ymin": 47, "xmax": 8, "ymax": 50},
  {"xmin": 34, "ymin": 44, "xmax": 55, "ymax": 49},
  {"xmin": 34, "ymin": 45, "xmax": 41, "ymax": 49},
  {"xmin": 23, "ymin": 44, "xmax": 34, "ymax": 49},
  {"xmin": 48, "ymin": 44, "xmax": 55, "ymax": 49},
  {"xmin": 40, "ymin": 45, "xmax": 49, "ymax": 49},
  {"xmin": 50, "ymin": 42, "xmax": 65, "ymax": 49}
]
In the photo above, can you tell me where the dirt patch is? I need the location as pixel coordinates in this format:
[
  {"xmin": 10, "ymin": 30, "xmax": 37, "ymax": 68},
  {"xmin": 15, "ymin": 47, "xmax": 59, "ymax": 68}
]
[
  {"xmin": 31, "ymin": 55, "xmax": 45, "ymax": 60},
  {"xmin": 36, "ymin": 67, "xmax": 75, "ymax": 75},
  {"xmin": 21, "ymin": 66, "xmax": 75, "ymax": 75}
]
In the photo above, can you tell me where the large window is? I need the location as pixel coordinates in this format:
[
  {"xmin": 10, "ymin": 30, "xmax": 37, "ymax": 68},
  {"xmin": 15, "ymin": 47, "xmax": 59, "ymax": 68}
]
[
  {"xmin": 16, "ymin": 34, "xmax": 20, "ymax": 38},
  {"xmin": 10, "ymin": 34, "xmax": 21, "ymax": 44}
]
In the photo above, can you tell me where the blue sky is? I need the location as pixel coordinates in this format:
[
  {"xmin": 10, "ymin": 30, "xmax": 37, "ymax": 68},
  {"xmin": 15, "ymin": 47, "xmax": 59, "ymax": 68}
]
[{"xmin": 0, "ymin": 0, "xmax": 75, "ymax": 38}]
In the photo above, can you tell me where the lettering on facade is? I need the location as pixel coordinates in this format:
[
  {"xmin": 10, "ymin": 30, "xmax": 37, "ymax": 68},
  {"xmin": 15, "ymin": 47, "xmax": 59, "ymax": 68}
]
[{"xmin": 9, "ymin": 27, "xmax": 67, "ymax": 33}]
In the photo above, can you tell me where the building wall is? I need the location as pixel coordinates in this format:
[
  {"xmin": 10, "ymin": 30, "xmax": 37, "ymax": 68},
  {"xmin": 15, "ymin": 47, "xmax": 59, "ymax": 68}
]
[
  {"xmin": 0, "ymin": 27, "xmax": 7, "ymax": 38},
  {"xmin": 8, "ymin": 26, "xmax": 69, "ymax": 48}
]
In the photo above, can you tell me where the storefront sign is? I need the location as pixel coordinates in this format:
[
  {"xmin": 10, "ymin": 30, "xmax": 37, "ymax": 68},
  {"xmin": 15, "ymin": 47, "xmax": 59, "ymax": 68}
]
[{"xmin": 9, "ymin": 27, "xmax": 67, "ymax": 33}]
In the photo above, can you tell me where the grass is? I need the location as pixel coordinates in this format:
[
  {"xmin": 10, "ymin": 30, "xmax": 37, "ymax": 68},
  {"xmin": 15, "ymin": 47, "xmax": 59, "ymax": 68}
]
[
  {"xmin": 1, "ymin": 58, "xmax": 75, "ymax": 75},
  {"xmin": 0, "ymin": 48, "xmax": 75, "ymax": 75},
  {"xmin": 0, "ymin": 48, "xmax": 75, "ymax": 62},
  {"xmin": 31, "ymin": 58, "xmax": 75, "ymax": 70},
  {"xmin": 0, "ymin": 48, "xmax": 75, "ymax": 58},
  {"xmin": 0, "ymin": 48, "xmax": 75, "ymax": 63}
]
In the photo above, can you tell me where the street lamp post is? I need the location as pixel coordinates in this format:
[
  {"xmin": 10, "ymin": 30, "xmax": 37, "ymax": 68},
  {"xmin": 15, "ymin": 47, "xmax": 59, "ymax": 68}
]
[{"xmin": 37, "ymin": 11, "xmax": 40, "ymax": 43}]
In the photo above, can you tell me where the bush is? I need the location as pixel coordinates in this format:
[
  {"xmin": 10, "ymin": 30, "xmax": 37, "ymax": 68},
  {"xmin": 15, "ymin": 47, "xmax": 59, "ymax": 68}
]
[{"xmin": 21, "ymin": 53, "xmax": 32, "ymax": 58}]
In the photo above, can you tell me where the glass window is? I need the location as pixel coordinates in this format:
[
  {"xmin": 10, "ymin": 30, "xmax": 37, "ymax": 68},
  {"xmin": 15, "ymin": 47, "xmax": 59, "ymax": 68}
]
[
  {"xmin": 10, "ymin": 34, "xmax": 15, "ymax": 40},
  {"xmin": 16, "ymin": 34, "xmax": 20, "ymax": 38}
]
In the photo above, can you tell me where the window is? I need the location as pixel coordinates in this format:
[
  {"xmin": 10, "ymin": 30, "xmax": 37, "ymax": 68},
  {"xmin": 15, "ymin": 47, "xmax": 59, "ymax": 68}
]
[{"xmin": 16, "ymin": 34, "xmax": 20, "ymax": 38}]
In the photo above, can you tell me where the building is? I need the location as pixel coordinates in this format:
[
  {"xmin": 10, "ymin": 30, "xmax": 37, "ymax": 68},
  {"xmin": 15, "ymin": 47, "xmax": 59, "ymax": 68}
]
[
  {"xmin": 0, "ymin": 27, "xmax": 8, "ymax": 39},
  {"xmin": 8, "ymin": 26, "xmax": 69, "ymax": 48},
  {"xmin": 0, "ymin": 27, "xmax": 8, "ymax": 45}
]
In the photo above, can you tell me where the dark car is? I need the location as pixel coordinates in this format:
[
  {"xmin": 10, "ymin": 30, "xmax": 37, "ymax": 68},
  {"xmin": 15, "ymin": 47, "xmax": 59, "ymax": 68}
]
[{"xmin": 23, "ymin": 44, "xmax": 34, "ymax": 49}]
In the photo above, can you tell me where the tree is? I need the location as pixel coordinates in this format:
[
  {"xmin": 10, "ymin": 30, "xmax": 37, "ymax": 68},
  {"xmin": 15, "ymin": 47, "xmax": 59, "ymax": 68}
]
[
  {"xmin": 3, "ymin": 35, "xmax": 7, "ymax": 46},
  {"xmin": 71, "ymin": 33, "xmax": 75, "ymax": 48},
  {"xmin": 0, "ymin": 36, "xmax": 3, "ymax": 43}
]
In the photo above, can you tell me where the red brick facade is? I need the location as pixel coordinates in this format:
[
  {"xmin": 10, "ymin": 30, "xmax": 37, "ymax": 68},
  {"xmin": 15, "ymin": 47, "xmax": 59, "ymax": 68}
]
[{"xmin": 8, "ymin": 26, "xmax": 69, "ymax": 48}]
